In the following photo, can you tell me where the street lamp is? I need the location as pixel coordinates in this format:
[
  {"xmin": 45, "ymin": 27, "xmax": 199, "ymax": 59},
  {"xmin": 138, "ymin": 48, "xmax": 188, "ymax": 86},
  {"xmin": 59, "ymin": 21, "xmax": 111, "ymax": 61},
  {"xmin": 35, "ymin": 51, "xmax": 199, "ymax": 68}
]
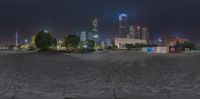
[{"xmin": 24, "ymin": 39, "xmax": 28, "ymax": 44}]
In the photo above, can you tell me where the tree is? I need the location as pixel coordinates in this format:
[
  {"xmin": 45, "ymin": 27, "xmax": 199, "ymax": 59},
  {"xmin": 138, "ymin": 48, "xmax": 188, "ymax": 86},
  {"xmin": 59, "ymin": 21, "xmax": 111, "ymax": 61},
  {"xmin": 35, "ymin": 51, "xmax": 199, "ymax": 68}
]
[
  {"xmin": 64, "ymin": 34, "xmax": 80, "ymax": 51},
  {"xmin": 8, "ymin": 44, "xmax": 14, "ymax": 50},
  {"xmin": 35, "ymin": 30, "xmax": 54, "ymax": 51},
  {"xmin": 87, "ymin": 39, "xmax": 95, "ymax": 49},
  {"xmin": 183, "ymin": 42, "xmax": 195, "ymax": 50},
  {"xmin": 134, "ymin": 43, "xmax": 147, "ymax": 48},
  {"xmin": 125, "ymin": 44, "xmax": 134, "ymax": 50},
  {"xmin": 52, "ymin": 38, "xmax": 57, "ymax": 47},
  {"xmin": 175, "ymin": 42, "xmax": 196, "ymax": 50}
]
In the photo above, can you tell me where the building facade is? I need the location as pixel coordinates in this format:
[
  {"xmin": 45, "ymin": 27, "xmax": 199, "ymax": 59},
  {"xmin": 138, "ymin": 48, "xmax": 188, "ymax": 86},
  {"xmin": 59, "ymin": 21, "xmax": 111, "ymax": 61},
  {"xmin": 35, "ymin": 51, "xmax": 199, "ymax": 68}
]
[
  {"xmin": 127, "ymin": 26, "xmax": 149, "ymax": 41},
  {"xmin": 80, "ymin": 31, "xmax": 87, "ymax": 42},
  {"xmin": 127, "ymin": 26, "xmax": 136, "ymax": 38},
  {"xmin": 141, "ymin": 27, "xmax": 149, "ymax": 40},
  {"xmin": 114, "ymin": 37, "xmax": 147, "ymax": 49},
  {"xmin": 119, "ymin": 14, "xmax": 128, "ymax": 38},
  {"xmin": 115, "ymin": 14, "xmax": 150, "ymax": 49}
]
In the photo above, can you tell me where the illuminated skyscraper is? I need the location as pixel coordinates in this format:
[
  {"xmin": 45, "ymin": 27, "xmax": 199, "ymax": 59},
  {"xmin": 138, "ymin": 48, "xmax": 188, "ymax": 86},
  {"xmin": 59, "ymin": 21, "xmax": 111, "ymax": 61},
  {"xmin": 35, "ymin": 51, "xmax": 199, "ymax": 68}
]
[
  {"xmin": 135, "ymin": 26, "xmax": 141, "ymax": 39},
  {"xmin": 91, "ymin": 18, "xmax": 99, "ymax": 40},
  {"xmin": 142, "ymin": 27, "xmax": 149, "ymax": 40},
  {"xmin": 80, "ymin": 31, "xmax": 87, "ymax": 42},
  {"xmin": 128, "ymin": 26, "xmax": 136, "ymax": 38},
  {"xmin": 119, "ymin": 14, "xmax": 128, "ymax": 38}
]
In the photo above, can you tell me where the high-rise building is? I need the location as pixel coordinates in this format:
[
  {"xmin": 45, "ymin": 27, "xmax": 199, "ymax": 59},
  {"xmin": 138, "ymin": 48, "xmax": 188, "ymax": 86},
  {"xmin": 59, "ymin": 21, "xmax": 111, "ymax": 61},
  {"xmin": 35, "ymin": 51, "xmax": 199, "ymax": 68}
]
[
  {"xmin": 135, "ymin": 26, "xmax": 141, "ymax": 39},
  {"xmin": 128, "ymin": 26, "xmax": 136, "ymax": 38},
  {"xmin": 80, "ymin": 31, "xmax": 87, "ymax": 42},
  {"xmin": 142, "ymin": 27, "xmax": 149, "ymax": 40},
  {"xmin": 91, "ymin": 18, "xmax": 99, "ymax": 41},
  {"xmin": 119, "ymin": 14, "xmax": 128, "ymax": 38}
]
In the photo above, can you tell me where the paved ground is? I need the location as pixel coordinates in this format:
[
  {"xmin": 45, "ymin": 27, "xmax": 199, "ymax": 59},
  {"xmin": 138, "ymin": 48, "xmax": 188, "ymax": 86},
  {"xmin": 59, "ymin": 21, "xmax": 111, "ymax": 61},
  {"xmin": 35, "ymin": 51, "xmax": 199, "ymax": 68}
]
[{"xmin": 0, "ymin": 50, "xmax": 200, "ymax": 99}]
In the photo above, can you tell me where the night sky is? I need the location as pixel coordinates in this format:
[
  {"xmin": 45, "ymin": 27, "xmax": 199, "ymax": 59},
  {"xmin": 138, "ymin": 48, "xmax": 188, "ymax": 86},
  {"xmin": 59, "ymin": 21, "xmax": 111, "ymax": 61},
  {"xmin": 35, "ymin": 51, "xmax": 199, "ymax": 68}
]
[{"xmin": 0, "ymin": 0, "xmax": 200, "ymax": 44}]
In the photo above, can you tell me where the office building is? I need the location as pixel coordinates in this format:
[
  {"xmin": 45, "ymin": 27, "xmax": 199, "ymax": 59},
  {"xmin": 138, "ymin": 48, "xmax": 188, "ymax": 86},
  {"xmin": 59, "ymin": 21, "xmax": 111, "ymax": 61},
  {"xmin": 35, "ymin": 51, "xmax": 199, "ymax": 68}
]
[{"xmin": 119, "ymin": 14, "xmax": 128, "ymax": 38}]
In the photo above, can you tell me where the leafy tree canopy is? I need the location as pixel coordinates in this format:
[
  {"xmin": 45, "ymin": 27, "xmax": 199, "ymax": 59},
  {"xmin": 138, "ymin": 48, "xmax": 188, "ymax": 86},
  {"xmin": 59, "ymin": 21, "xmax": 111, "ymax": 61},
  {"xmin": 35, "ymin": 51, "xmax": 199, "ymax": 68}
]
[{"xmin": 35, "ymin": 30, "xmax": 54, "ymax": 51}]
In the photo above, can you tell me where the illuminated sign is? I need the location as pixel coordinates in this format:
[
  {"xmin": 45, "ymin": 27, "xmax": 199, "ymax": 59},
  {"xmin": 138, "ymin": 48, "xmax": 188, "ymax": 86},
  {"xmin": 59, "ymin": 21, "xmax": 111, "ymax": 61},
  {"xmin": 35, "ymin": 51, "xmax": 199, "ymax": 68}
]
[{"xmin": 144, "ymin": 47, "xmax": 169, "ymax": 53}]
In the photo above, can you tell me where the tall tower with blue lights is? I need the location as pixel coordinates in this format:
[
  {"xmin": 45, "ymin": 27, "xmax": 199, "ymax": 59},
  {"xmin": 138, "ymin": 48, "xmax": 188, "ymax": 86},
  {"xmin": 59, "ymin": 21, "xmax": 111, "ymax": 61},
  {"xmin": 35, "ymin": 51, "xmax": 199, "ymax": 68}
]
[{"xmin": 119, "ymin": 14, "xmax": 128, "ymax": 38}]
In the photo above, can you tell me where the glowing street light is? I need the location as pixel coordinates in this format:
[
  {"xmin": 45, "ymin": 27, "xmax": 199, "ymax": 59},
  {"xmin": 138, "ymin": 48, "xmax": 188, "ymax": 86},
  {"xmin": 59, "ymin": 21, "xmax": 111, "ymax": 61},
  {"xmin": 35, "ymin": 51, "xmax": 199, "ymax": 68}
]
[
  {"xmin": 83, "ymin": 45, "xmax": 88, "ymax": 48},
  {"xmin": 24, "ymin": 39, "xmax": 28, "ymax": 43},
  {"xmin": 158, "ymin": 38, "xmax": 162, "ymax": 42},
  {"xmin": 44, "ymin": 30, "xmax": 49, "ymax": 33},
  {"xmin": 93, "ymin": 34, "xmax": 99, "ymax": 38}
]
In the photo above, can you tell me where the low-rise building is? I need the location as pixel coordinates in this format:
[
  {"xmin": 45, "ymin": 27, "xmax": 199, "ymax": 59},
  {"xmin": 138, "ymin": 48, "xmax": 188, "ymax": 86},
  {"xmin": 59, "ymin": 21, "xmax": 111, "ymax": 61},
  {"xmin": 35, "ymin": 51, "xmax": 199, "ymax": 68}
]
[{"xmin": 114, "ymin": 37, "xmax": 147, "ymax": 49}]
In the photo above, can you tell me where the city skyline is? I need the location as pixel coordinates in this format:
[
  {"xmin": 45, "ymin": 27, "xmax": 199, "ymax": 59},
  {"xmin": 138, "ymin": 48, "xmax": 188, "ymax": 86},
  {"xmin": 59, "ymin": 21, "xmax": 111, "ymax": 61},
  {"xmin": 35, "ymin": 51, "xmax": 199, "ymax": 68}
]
[{"xmin": 0, "ymin": 0, "xmax": 200, "ymax": 44}]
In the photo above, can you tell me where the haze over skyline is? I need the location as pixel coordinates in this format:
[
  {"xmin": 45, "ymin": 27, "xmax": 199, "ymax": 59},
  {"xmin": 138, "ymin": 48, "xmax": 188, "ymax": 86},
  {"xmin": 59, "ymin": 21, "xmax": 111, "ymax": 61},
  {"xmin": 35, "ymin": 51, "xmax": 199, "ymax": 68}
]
[{"xmin": 0, "ymin": 0, "xmax": 200, "ymax": 44}]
